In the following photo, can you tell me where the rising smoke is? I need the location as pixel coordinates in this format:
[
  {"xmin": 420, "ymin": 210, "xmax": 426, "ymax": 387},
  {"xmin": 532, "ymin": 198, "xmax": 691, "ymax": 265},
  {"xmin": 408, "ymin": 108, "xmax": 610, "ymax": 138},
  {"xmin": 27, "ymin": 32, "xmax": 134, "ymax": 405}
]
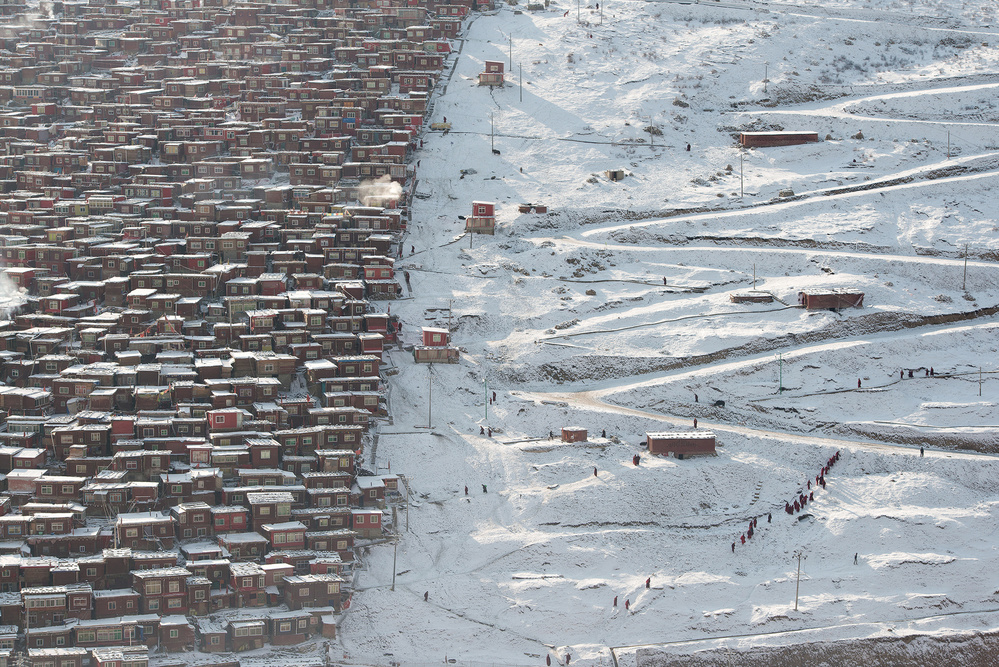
[
  {"xmin": 358, "ymin": 174, "xmax": 402, "ymax": 208},
  {"xmin": 0, "ymin": 272, "xmax": 27, "ymax": 319}
]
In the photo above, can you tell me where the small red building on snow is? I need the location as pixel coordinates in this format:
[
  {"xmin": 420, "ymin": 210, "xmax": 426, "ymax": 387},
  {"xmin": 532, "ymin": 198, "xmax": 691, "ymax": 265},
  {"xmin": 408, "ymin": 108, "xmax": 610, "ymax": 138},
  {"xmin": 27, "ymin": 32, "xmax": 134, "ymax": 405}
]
[
  {"xmin": 465, "ymin": 201, "xmax": 495, "ymax": 235},
  {"xmin": 414, "ymin": 327, "xmax": 459, "ymax": 364},
  {"xmin": 739, "ymin": 131, "xmax": 819, "ymax": 148},
  {"xmin": 478, "ymin": 61, "xmax": 504, "ymax": 87},
  {"xmin": 561, "ymin": 427, "xmax": 587, "ymax": 443},
  {"xmin": 798, "ymin": 289, "xmax": 864, "ymax": 310},
  {"xmin": 421, "ymin": 327, "xmax": 449, "ymax": 347},
  {"xmin": 646, "ymin": 431, "xmax": 716, "ymax": 459}
]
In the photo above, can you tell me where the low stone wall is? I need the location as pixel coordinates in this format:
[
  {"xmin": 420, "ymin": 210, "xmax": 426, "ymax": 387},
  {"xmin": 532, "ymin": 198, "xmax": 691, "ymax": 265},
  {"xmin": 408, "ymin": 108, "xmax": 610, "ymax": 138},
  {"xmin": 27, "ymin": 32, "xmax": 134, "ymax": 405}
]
[{"xmin": 637, "ymin": 628, "xmax": 999, "ymax": 667}]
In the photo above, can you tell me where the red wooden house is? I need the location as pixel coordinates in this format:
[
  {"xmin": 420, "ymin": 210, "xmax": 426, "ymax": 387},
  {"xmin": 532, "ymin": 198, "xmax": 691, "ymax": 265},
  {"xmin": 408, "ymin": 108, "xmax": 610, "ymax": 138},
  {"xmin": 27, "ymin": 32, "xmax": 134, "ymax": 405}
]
[
  {"xmin": 114, "ymin": 512, "xmax": 175, "ymax": 550},
  {"xmin": 798, "ymin": 289, "xmax": 864, "ymax": 309},
  {"xmin": 739, "ymin": 131, "xmax": 818, "ymax": 148},
  {"xmin": 646, "ymin": 431, "xmax": 716, "ymax": 459},
  {"xmin": 415, "ymin": 327, "xmax": 459, "ymax": 364},
  {"xmin": 170, "ymin": 502, "xmax": 213, "ymax": 540},
  {"xmin": 228, "ymin": 619, "xmax": 267, "ymax": 652},
  {"xmin": 281, "ymin": 573, "xmax": 343, "ymax": 610},
  {"xmin": 260, "ymin": 521, "xmax": 307, "ymax": 551},
  {"xmin": 351, "ymin": 509, "xmax": 382, "ymax": 538},
  {"xmin": 159, "ymin": 615, "xmax": 195, "ymax": 652},
  {"xmin": 268, "ymin": 610, "xmax": 314, "ymax": 645},
  {"xmin": 478, "ymin": 60, "xmax": 504, "ymax": 87},
  {"xmin": 466, "ymin": 200, "xmax": 495, "ymax": 234},
  {"xmin": 132, "ymin": 566, "xmax": 192, "ymax": 615},
  {"xmin": 229, "ymin": 562, "xmax": 267, "ymax": 607}
]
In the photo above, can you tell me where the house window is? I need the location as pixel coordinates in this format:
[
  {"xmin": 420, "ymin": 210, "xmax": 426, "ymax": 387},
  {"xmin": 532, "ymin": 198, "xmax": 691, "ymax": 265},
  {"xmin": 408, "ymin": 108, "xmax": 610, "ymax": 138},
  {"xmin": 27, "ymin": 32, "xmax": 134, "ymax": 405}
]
[
  {"xmin": 145, "ymin": 581, "xmax": 162, "ymax": 595},
  {"xmin": 169, "ymin": 629, "xmax": 179, "ymax": 638}
]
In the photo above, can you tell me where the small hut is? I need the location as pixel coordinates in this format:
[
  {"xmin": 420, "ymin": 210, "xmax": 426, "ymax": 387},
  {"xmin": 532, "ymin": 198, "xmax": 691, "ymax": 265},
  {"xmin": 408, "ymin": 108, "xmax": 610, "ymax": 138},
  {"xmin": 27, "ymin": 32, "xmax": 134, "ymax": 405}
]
[{"xmin": 646, "ymin": 431, "xmax": 716, "ymax": 459}]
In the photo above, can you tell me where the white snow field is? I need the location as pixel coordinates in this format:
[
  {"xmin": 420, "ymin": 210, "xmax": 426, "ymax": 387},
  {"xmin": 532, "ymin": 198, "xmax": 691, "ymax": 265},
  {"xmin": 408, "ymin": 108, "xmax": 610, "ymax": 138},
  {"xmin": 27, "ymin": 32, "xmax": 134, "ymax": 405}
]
[{"xmin": 288, "ymin": 0, "xmax": 999, "ymax": 665}]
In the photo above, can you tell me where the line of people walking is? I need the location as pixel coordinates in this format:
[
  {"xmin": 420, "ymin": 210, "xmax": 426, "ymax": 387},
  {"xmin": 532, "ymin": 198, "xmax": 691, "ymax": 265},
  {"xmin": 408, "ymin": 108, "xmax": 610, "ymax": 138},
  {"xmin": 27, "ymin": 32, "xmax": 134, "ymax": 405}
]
[
  {"xmin": 732, "ymin": 450, "xmax": 843, "ymax": 553},
  {"xmin": 785, "ymin": 450, "xmax": 840, "ymax": 517},
  {"xmin": 731, "ymin": 513, "xmax": 771, "ymax": 551}
]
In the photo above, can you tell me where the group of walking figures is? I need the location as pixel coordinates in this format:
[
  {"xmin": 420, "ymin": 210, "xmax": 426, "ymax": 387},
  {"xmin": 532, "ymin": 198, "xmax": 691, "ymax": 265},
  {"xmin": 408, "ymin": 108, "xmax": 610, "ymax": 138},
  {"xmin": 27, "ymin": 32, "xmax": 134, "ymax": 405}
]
[
  {"xmin": 785, "ymin": 450, "xmax": 840, "ymax": 516},
  {"xmin": 731, "ymin": 450, "xmax": 842, "ymax": 552}
]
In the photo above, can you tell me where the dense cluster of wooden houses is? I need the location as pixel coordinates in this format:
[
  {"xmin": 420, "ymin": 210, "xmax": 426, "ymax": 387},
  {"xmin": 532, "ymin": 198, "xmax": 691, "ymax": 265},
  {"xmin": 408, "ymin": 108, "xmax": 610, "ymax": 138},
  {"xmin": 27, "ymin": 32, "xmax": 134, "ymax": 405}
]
[{"xmin": 0, "ymin": 0, "xmax": 483, "ymax": 663}]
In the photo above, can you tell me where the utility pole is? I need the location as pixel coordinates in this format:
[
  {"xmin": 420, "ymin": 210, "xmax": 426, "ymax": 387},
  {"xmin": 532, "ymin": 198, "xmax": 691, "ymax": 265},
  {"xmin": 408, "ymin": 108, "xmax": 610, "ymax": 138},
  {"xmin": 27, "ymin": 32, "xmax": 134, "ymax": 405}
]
[
  {"xmin": 793, "ymin": 549, "xmax": 805, "ymax": 611},
  {"xmin": 490, "ymin": 112, "xmax": 494, "ymax": 152},
  {"xmin": 764, "ymin": 62, "xmax": 769, "ymax": 93},
  {"xmin": 391, "ymin": 538, "xmax": 398, "ymax": 591},
  {"xmin": 963, "ymin": 243, "xmax": 969, "ymax": 291},
  {"xmin": 740, "ymin": 152, "xmax": 744, "ymax": 198},
  {"xmin": 427, "ymin": 364, "xmax": 433, "ymax": 428},
  {"xmin": 947, "ymin": 131, "xmax": 950, "ymax": 159},
  {"xmin": 980, "ymin": 367, "xmax": 983, "ymax": 396},
  {"xmin": 777, "ymin": 352, "xmax": 783, "ymax": 394}
]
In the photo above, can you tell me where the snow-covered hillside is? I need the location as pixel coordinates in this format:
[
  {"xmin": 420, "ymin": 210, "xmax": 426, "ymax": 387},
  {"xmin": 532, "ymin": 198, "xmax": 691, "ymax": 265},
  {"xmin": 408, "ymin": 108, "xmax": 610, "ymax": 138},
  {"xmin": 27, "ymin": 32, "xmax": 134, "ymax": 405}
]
[{"xmin": 343, "ymin": 1, "xmax": 999, "ymax": 665}]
